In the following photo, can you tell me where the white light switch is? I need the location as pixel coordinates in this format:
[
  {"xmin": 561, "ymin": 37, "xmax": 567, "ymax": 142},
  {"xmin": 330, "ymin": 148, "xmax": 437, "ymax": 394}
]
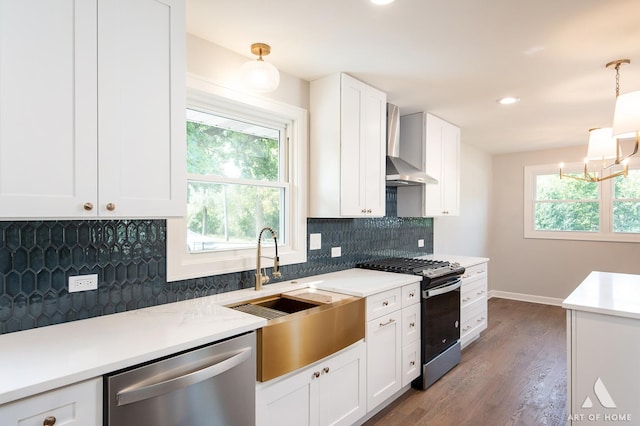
[
  {"xmin": 309, "ymin": 233, "xmax": 322, "ymax": 250},
  {"xmin": 418, "ymin": 239, "xmax": 425, "ymax": 247},
  {"xmin": 331, "ymin": 247, "xmax": 341, "ymax": 257}
]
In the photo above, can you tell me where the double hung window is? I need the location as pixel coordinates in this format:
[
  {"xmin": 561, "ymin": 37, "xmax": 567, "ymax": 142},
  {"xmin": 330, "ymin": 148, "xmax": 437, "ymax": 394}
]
[
  {"xmin": 524, "ymin": 162, "xmax": 640, "ymax": 241},
  {"xmin": 167, "ymin": 78, "xmax": 307, "ymax": 280}
]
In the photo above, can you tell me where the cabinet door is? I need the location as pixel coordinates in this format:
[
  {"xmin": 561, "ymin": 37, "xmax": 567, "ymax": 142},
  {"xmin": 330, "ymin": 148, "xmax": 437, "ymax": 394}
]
[
  {"xmin": 0, "ymin": 378, "xmax": 102, "ymax": 426},
  {"xmin": 366, "ymin": 310, "xmax": 402, "ymax": 410},
  {"xmin": 97, "ymin": 0, "xmax": 186, "ymax": 217},
  {"xmin": 422, "ymin": 114, "xmax": 460, "ymax": 217},
  {"xmin": 318, "ymin": 342, "xmax": 366, "ymax": 426},
  {"xmin": 256, "ymin": 369, "xmax": 316, "ymax": 426},
  {"xmin": 423, "ymin": 113, "xmax": 445, "ymax": 216},
  {"xmin": 441, "ymin": 121, "xmax": 460, "ymax": 215},
  {"xmin": 340, "ymin": 74, "xmax": 385, "ymax": 217},
  {"xmin": 0, "ymin": 0, "xmax": 98, "ymax": 218}
]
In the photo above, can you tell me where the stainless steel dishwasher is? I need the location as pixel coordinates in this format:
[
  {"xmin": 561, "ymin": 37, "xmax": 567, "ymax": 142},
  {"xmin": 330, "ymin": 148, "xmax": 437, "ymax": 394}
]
[{"xmin": 105, "ymin": 331, "xmax": 256, "ymax": 426}]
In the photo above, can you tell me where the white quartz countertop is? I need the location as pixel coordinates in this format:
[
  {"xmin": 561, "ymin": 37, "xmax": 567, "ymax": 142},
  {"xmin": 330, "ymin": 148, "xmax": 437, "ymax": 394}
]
[
  {"xmin": 562, "ymin": 271, "xmax": 640, "ymax": 320},
  {"xmin": 0, "ymin": 268, "xmax": 419, "ymax": 405}
]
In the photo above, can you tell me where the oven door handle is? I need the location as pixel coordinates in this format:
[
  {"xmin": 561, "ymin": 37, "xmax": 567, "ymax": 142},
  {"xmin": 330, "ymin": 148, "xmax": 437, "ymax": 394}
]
[{"xmin": 423, "ymin": 278, "xmax": 462, "ymax": 298}]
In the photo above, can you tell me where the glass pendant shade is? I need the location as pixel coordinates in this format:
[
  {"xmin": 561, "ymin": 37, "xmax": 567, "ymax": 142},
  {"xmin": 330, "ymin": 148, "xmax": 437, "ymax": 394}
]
[
  {"xmin": 612, "ymin": 90, "xmax": 640, "ymax": 139},
  {"xmin": 240, "ymin": 59, "xmax": 280, "ymax": 93},
  {"xmin": 586, "ymin": 128, "xmax": 617, "ymax": 160}
]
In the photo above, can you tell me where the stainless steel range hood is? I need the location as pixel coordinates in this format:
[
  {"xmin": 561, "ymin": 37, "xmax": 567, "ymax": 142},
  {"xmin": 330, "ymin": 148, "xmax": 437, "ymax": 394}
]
[{"xmin": 385, "ymin": 103, "xmax": 437, "ymax": 186}]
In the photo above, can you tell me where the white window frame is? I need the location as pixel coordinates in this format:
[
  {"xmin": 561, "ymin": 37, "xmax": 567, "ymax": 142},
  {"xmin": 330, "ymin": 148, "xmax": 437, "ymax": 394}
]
[
  {"xmin": 524, "ymin": 161, "xmax": 640, "ymax": 242},
  {"xmin": 167, "ymin": 75, "xmax": 307, "ymax": 281}
]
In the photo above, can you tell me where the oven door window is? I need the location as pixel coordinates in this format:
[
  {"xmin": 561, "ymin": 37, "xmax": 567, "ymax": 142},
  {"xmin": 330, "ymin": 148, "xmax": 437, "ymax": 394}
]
[{"xmin": 422, "ymin": 284, "xmax": 461, "ymax": 360}]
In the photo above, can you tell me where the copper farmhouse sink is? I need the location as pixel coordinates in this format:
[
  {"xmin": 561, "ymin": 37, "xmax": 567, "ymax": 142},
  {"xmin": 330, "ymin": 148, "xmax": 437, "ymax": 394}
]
[{"xmin": 228, "ymin": 289, "xmax": 365, "ymax": 381}]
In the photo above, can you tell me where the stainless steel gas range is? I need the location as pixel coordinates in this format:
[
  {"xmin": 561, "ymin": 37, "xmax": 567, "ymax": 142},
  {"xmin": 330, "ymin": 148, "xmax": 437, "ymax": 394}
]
[{"xmin": 357, "ymin": 257, "xmax": 465, "ymax": 390}]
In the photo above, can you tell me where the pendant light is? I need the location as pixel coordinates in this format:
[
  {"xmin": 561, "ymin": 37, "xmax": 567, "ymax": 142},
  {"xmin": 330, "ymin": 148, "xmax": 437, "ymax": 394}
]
[
  {"xmin": 239, "ymin": 43, "xmax": 280, "ymax": 93},
  {"xmin": 560, "ymin": 59, "xmax": 638, "ymax": 182}
]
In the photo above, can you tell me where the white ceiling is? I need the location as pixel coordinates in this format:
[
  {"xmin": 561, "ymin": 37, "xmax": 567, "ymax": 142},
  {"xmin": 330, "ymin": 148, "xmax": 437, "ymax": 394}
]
[{"xmin": 186, "ymin": 0, "xmax": 640, "ymax": 154}]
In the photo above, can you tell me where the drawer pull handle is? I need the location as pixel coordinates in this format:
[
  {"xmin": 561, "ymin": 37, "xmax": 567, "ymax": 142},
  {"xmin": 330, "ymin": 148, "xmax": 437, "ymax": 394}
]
[
  {"xmin": 43, "ymin": 417, "xmax": 56, "ymax": 426},
  {"xmin": 463, "ymin": 326, "xmax": 471, "ymax": 332},
  {"xmin": 410, "ymin": 361, "xmax": 415, "ymax": 366},
  {"xmin": 382, "ymin": 301, "xmax": 389, "ymax": 306},
  {"xmin": 409, "ymin": 292, "xmax": 415, "ymax": 298},
  {"xmin": 106, "ymin": 202, "xmax": 116, "ymax": 211},
  {"xmin": 477, "ymin": 317, "xmax": 485, "ymax": 323},
  {"xmin": 83, "ymin": 202, "xmax": 93, "ymax": 211},
  {"xmin": 380, "ymin": 318, "xmax": 395, "ymax": 327},
  {"xmin": 312, "ymin": 371, "xmax": 320, "ymax": 379},
  {"xmin": 322, "ymin": 367, "xmax": 330, "ymax": 374},
  {"xmin": 462, "ymin": 297, "xmax": 470, "ymax": 302},
  {"xmin": 409, "ymin": 322, "xmax": 415, "ymax": 328}
]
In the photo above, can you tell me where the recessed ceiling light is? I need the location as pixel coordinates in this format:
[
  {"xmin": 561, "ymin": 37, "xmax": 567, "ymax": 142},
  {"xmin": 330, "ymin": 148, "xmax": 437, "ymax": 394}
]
[
  {"xmin": 371, "ymin": 0, "xmax": 395, "ymax": 5},
  {"xmin": 497, "ymin": 97, "xmax": 520, "ymax": 105}
]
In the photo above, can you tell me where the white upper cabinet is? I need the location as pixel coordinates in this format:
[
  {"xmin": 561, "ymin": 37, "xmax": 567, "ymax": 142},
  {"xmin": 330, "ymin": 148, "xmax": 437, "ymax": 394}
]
[
  {"xmin": 0, "ymin": 0, "xmax": 186, "ymax": 219},
  {"xmin": 309, "ymin": 73, "xmax": 386, "ymax": 218},
  {"xmin": 397, "ymin": 113, "xmax": 460, "ymax": 217}
]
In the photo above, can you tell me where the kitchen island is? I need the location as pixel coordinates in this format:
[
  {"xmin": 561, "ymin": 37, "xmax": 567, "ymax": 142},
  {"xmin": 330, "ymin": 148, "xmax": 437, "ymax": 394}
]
[{"xmin": 563, "ymin": 271, "xmax": 640, "ymax": 424}]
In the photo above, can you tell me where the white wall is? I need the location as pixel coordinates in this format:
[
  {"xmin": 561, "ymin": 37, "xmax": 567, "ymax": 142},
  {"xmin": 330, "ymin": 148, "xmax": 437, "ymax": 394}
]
[
  {"xmin": 490, "ymin": 145, "xmax": 640, "ymax": 302},
  {"xmin": 434, "ymin": 143, "xmax": 492, "ymax": 257},
  {"xmin": 186, "ymin": 34, "xmax": 309, "ymax": 109}
]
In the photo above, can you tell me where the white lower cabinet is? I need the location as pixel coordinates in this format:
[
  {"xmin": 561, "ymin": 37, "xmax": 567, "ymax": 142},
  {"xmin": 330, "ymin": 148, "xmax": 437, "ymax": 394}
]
[
  {"xmin": 366, "ymin": 281, "xmax": 421, "ymax": 412},
  {"xmin": 256, "ymin": 341, "xmax": 366, "ymax": 426},
  {"xmin": 0, "ymin": 378, "xmax": 102, "ymax": 426},
  {"xmin": 460, "ymin": 262, "xmax": 488, "ymax": 348}
]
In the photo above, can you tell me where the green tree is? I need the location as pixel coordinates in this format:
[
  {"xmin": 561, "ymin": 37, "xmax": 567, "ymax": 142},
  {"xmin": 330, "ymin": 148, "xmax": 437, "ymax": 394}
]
[{"xmin": 185, "ymin": 116, "xmax": 281, "ymax": 249}]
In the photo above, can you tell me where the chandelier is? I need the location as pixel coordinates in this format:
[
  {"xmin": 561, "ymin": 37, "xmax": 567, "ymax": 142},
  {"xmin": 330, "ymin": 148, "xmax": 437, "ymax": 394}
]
[{"xmin": 560, "ymin": 59, "xmax": 639, "ymax": 182}]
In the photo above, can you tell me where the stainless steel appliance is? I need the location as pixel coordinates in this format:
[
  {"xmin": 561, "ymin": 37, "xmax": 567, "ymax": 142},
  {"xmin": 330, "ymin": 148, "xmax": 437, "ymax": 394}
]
[
  {"xmin": 385, "ymin": 103, "xmax": 438, "ymax": 186},
  {"xmin": 357, "ymin": 257, "xmax": 465, "ymax": 389},
  {"xmin": 105, "ymin": 331, "xmax": 256, "ymax": 426}
]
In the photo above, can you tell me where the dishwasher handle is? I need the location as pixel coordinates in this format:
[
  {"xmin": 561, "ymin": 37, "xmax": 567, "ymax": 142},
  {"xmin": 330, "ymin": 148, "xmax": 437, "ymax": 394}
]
[{"xmin": 116, "ymin": 346, "xmax": 252, "ymax": 407}]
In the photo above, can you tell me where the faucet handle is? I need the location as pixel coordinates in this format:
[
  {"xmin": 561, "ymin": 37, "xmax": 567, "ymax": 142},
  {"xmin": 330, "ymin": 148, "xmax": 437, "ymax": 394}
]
[{"xmin": 272, "ymin": 271, "xmax": 282, "ymax": 279}]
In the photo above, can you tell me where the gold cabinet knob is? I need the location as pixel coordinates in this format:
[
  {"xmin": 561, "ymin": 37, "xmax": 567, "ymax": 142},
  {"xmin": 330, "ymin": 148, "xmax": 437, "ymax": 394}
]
[
  {"xmin": 43, "ymin": 416, "xmax": 56, "ymax": 426},
  {"xmin": 83, "ymin": 202, "xmax": 93, "ymax": 211},
  {"xmin": 106, "ymin": 203, "xmax": 116, "ymax": 211}
]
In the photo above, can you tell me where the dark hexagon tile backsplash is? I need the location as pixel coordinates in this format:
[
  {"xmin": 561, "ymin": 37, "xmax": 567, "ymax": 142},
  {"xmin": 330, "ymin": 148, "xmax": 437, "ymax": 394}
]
[{"xmin": 0, "ymin": 188, "xmax": 433, "ymax": 335}]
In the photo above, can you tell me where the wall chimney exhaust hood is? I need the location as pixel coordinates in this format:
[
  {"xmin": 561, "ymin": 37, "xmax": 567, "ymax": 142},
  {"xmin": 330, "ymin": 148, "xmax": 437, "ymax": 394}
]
[{"xmin": 385, "ymin": 103, "xmax": 437, "ymax": 186}]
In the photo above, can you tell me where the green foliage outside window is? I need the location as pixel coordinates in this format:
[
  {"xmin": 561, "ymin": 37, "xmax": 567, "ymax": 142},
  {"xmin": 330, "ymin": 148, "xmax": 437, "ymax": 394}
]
[
  {"xmin": 186, "ymin": 115, "xmax": 282, "ymax": 251},
  {"xmin": 534, "ymin": 173, "xmax": 599, "ymax": 232},
  {"xmin": 534, "ymin": 168, "xmax": 640, "ymax": 234},
  {"xmin": 613, "ymin": 169, "xmax": 640, "ymax": 233}
]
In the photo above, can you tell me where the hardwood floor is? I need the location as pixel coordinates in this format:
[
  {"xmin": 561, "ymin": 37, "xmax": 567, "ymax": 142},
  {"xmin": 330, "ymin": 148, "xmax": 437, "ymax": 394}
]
[{"xmin": 364, "ymin": 298, "xmax": 567, "ymax": 426}]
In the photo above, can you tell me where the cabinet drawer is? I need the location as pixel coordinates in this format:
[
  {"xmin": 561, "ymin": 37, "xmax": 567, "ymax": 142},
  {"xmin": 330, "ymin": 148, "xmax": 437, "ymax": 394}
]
[
  {"xmin": 0, "ymin": 378, "xmax": 102, "ymax": 426},
  {"xmin": 402, "ymin": 303, "xmax": 421, "ymax": 345},
  {"xmin": 461, "ymin": 303, "xmax": 487, "ymax": 339},
  {"xmin": 401, "ymin": 282, "xmax": 421, "ymax": 308},
  {"xmin": 461, "ymin": 263, "xmax": 488, "ymax": 280},
  {"xmin": 402, "ymin": 340, "xmax": 421, "ymax": 387},
  {"xmin": 366, "ymin": 288, "xmax": 402, "ymax": 320},
  {"xmin": 461, "ymin": 277, "xmax": 487, "ymax": 308}
]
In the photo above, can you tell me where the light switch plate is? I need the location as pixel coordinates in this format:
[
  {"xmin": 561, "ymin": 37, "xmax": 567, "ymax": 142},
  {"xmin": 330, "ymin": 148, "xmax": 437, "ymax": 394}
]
[
  {"xmin": 418, "ymin": 239, "xmax": 425, "ymax": 247},
  {"xmin": 309, "ymin": 233, "xmax": 322, "ymax": 250},
  {"xmin": 331, "ymin": 247, "xmax": 341, "ymax": 257}
]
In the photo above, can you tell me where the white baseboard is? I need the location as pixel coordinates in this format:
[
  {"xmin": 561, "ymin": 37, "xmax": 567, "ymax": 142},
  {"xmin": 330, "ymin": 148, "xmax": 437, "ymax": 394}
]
[{"xmin": 488, "ymin": 290, "xmax": 563, "ymax": 307}]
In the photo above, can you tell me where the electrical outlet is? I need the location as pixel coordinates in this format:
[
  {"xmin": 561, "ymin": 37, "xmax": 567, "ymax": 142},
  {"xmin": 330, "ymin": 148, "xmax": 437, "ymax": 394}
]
[
  {"xmin": 309, "ymin": 233, "xmax": 322, "ymax": 250},
  {"xmin": 418, "ymin": 239, "xmax": 425, "ymax": 247},
  {"xmin": 69, "ymin": 274, "xmax": 98, "ymax": 293},
  {"xmin": 331, "ymin": 247, "xmax": 341, "ymax": 258}
]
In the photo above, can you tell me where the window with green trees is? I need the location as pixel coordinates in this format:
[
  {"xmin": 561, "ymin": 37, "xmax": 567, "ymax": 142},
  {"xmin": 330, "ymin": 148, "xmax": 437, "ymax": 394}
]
[
  {"xmin": 525, "ymin": 163, "xmax": 640, "ymax": 241},
  {"xmin": 185, "ymin": 109, "xmax": 286, "ymax": 252}
]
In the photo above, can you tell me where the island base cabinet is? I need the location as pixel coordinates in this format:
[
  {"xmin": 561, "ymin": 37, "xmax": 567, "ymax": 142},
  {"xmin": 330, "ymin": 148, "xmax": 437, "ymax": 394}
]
[
  {"xmin": 256, "ymin": 341, "xmax": 366, "ymax": 426},
  {"xmin": 567, "ymin": 310, "xmax": 640, "ymax": 424},
  {"xmin": 0, "ymin": 378, "xmax": 102, "ymax": 426}
]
